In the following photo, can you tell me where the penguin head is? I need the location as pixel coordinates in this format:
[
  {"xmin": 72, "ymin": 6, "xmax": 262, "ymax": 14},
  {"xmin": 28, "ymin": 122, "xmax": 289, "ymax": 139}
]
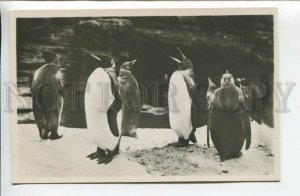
[
  {"xmin": 32, "ymin": 47, "xmax": 58, "ymax": 64},
  {"xmin": 119, "ymin": 59, "xmax": 137, "ymax": 73},
  {"xmin": 83, "ymin": 51, "xmax": 115, "ymax": 69},
  {"xmin": 208, "ymin": 77, "xmax": 217, "ymax": 91},
  {"xmin": 221, "ymin": 70, "xmax": 235, "ymax": 86},
  {"xmin": 170, "ymin": 47, "xmax": 193, "ymax": 71}
]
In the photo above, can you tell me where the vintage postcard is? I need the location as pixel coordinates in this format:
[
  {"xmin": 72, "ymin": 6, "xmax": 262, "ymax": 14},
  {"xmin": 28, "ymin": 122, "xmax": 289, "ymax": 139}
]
[{"xmin": 9, "ymin": 8, "xmax": 279, "ymax": 183}]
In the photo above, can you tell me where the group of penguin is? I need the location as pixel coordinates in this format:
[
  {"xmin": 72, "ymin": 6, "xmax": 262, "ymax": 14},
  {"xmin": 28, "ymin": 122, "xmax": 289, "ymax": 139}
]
[{"xmin": 31, "ymin": 47, "xmax": 251, "ymax": 164}]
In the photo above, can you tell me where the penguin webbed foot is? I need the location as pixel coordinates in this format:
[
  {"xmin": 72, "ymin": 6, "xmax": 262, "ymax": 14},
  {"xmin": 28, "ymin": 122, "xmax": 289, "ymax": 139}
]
[
  {"xmin": 87, "ymin": 147, "xmax": 106, "ymax": 160},
  {"xmin": 166, "ymin": 138, "xmax": 189, "ymax": 147},
  {"xmin": 49, "ymin": 132, "xmax": 63, "ymax": 140},
  {"xmin": 97, "ymin": 151, "xmax": 115, "ymax": 164},
  {"xmin": 39, "ymin": 130, "xmax": 62, "ymax": 140},
  {"xmin": 166, "ymin": 142, "xmax": 188, "ymax": 147},
  {"xmin": 39, "ymin": 129, "xmax": 50, "ymax": 140},
  {"xmin": 166, "ymin": 141, "xmax": 179, "ymax": 147}
]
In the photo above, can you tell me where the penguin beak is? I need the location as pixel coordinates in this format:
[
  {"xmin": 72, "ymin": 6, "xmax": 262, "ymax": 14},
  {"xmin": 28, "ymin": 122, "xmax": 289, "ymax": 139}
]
[
  {"xmin": 131, "ymin": 59, "xmax": 137, "ymax": 66},
  {"xmin": 224, "ymin": 78, "xmax": 230, "ymax": 82},
  {"xmin": 111, "ymin": 59, "xmax": 116, "ymax": 68},
  {"xmin": 208, "ymin": 77, "xmax": 212, "ymax": 84},
  {"xmin": 83, "ymin": 51, "xmax": 102, "ymax": 62},
  {"xmin": 176, "ymin": 47, "xmax": 186, "ymax": 60},
  {"xmin": 83, "ymin": 50, "xmax": 93, "ymax": 55},
  {"xmin": 169, "ymin": 56, "xmax": 181, "ymax": 63},
  {"xmin": 208, "ymin": 77, "xmax": 216, "ymax": 88}
]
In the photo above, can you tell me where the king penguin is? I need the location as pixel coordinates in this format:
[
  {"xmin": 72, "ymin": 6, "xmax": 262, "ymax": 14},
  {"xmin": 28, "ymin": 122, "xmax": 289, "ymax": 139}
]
[
  {"xmin": 168, "ymin": 47, "xmax": 197, "ymax": 147},
  {"xmin": 118, "ymin": 59, "xmax": 141, "ymax": 138},
  {"xmin": 207, "ymin": 70, "xmax": 251, "ymax": 161},
  {"xmin": 31, "ymin": 47, "xmax": 64, "ymax": 140},
  {"xmin": 84, "ymin": 51, "xmax": 123, "ymax": 164}
]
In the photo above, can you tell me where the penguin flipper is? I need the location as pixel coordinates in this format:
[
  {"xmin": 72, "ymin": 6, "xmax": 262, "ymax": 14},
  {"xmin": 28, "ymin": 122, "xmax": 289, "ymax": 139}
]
[
  {"xmin": 238, "ymin": 91, "xmax": 252, "ymax": 150},
  {"xmin": 107, "ymin": 107, "xmax": 119, "ymax": 137},
  {"xmin": 107, "ymin": 74, "xmax": 123, "ymax": 137},
  {"xmin": 243, "ymin": 112, "xmax": 252, "ymax": 150},
  {"xmin": 189, "ymin": 84, "xmax": 198, "ymax": 144},
  {"xmin": 207, "ymin": 108, "xmax": 212, "ymax": 148},
  {"xmin": 56, "ymin": 75, "xmax": 65, "ymax": 98},
  {"xmin": 182, "ymin": 74, "xmax": 196, "ymax": 99},
  {"xmin": 183, "ymin": 74, "xmax": 198, "ymax": 130},
  {"xmin": 191, "ymin": 103, "xmax": 197, "ymax": 129},
  {"xmin": 190, "ymin": 104, "xmax": 198, "ymax": 143},
  {"xmin": 189, "ymin": 131, "xmax": 197, "ymax": 143},
  {"xmin": 243, "ymin": 114, "xmax": 251, "ymax": 150}
]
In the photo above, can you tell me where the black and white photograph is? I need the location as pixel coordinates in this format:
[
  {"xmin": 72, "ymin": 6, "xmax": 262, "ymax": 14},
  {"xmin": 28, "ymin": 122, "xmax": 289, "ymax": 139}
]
[{"xmin": 10, "ymin": 8, "xmax": 279, "ymax": 183}]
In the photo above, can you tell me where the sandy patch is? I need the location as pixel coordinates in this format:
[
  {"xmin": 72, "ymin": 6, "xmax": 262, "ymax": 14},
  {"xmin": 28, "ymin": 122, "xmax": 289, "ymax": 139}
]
[{"xmin": 14, "ymin": 122, "xmax": 275, "ymax": 180}]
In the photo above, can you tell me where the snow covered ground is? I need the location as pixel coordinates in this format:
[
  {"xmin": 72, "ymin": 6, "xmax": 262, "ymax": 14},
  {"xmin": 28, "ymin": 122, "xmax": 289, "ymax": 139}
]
[{"xmin": 13, "ymin": 122, "xmax": 276, "ymax": 182}]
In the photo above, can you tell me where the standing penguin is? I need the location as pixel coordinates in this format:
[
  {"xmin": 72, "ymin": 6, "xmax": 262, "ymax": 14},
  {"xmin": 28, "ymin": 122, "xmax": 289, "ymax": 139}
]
[
  {"xmin": 31, "ymin": 47, "xmax": 64, "ymax": 140},
  {"xmin": 84, "ymin": 51, "xmax": 123, "ymax": 164},
  {"xmin": 118, "ymin": 59, "xmax": 141, "ymax": 138},
  {"xmin": 207, "ymin": 70, "xmax": 251, "ymax": 161},
  {"xmin": 168, "ymin": 47, "xmax": 197, "ymax": 147}
]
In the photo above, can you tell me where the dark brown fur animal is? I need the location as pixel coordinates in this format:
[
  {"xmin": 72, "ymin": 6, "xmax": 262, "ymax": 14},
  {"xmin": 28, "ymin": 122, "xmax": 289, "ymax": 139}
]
[
  {"xmin": 118, "ymin": 59, "xmax": 141, "ymax": 138},
  {"xmin": 31, "ymin": 48, "xmax": 64, "ymax": 140},
  {"xmin": 207, "ymin": 71, "xmax": 251, "ymax": 161}
]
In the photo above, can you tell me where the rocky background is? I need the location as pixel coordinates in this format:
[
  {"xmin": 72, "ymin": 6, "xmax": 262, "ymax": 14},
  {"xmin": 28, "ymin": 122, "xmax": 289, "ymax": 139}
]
[{"xmin": 17, "ymin": 15, "xmax": 274, "ymax": 128}]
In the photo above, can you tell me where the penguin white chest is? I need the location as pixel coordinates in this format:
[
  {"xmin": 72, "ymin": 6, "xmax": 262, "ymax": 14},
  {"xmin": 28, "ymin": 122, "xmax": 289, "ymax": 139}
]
[
  {"xmin": 168, "ymin": 71, "xmax": 193, "ymax": 139},
  {"xmin": 84, "ymin": 68, "xmax": 120, "ymax": 151}
]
